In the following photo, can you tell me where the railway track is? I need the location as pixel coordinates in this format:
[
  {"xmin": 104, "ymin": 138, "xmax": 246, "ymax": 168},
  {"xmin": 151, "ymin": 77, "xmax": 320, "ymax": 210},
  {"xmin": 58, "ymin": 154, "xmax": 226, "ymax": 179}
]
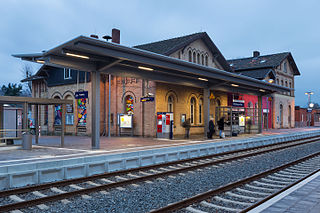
[
  {"xmin": 0, "ymin": 135, "xmax": 320, "ymax": 212},
  {"xmin": 149, "ymin": 151, "xmax": 320, "ymax": 213}
]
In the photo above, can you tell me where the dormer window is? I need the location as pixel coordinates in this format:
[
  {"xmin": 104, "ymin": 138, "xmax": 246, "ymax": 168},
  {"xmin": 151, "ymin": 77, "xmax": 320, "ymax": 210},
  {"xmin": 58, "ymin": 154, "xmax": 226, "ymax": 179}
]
[
  {"xmin": 64, "ymin": 68, "xmax": 72, "ymax": 80},
  {"xmin": 283, "ymin": 62, "xmax": 287, "ymax": 73}
]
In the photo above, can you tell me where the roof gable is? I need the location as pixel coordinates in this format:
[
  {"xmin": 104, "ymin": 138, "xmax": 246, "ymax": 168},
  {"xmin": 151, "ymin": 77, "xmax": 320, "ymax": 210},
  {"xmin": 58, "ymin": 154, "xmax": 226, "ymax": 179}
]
[
  {"xmin": 228, "ymin": 52, "xmax": 300, "ymax": 75},
  {"xmin": 134, "ymin": 32, "xmax": 232, "ymax": 72},
  {"xmin": 236, "ymin": 68, "xmax": 276, "ymax": 80}
]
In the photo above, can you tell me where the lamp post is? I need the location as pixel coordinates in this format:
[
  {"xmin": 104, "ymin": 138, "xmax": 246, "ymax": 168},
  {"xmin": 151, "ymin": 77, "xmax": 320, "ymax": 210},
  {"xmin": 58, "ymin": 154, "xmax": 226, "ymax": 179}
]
[{"xmin": 305, "ymin": 92, "xmax": 314, "ymax": 127}]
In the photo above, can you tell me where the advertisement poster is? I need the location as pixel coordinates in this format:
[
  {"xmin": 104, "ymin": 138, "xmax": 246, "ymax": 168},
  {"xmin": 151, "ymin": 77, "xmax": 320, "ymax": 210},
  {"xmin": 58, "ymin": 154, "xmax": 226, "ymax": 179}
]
[
  {"xmin": 54, "ymin": 105, "xmax": 62, "ymax": 125},
  {"xmin": 77, "ymin": 98, "xmax": 87, "ymax": 126},
  {"xmin": 120, "ymin": 114, "xmax": 132, "ymax": 128},
  {"xmin": 239, "ymin": 115, "xmax": 245, "ymax": 127}
]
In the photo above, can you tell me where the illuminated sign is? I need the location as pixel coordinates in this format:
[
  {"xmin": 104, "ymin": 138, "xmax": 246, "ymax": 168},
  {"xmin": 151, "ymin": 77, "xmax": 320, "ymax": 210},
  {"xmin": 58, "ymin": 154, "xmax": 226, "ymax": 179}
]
[
  {"xmin": 232, "ymin": 99, "xmax": 245, "ymax": 107},
  {"xmin": 75, "ymin": 91, "xmax": 88, "ymax": 99},
  {"xmin": 140, "ymin": 97, "xmax": 155, "ymax": 102},
  {"xmin": 119, "ymin": 114, "xmax": 133, "ymax": 128},
  {"xmin": 239, "ymin": 115, "xmax": 245, "ymax": 126}
]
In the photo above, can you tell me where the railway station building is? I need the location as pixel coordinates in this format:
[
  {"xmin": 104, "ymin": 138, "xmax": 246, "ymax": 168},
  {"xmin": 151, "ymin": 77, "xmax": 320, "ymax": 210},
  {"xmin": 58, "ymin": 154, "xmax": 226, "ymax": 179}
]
[{"xmin": 16, "ymin": 29, "xmax": 290, "ymax": 146}]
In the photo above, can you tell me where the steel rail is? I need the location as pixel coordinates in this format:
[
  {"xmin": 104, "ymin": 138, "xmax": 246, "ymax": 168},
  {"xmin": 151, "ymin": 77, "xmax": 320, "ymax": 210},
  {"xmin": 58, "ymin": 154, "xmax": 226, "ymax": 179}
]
[
  {"xmin": 0, "ymin": 135, "xmax": 320, "ymax": 212},
  {"xmin": 148, "ymin": 151, "xmax": 320, "ymax": 213},
  {"xmin": 0, "ymin": 134, "xmax": 318, "ymax": 198}
]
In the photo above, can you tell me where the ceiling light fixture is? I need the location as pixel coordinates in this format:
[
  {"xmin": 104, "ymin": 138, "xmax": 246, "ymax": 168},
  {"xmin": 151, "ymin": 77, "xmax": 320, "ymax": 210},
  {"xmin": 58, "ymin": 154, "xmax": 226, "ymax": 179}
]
[
  {"xmin": 65, "ymin": 52, "xmax": 90, "ymax": 59},
  {"xmin": 259, "ymin": 89, "xmax": 266, "ymax": 92},
  {"xmin": 231, "ymin": 84, "xmax": 239, "ymax": 87},
  {"xmin": 138, "ymin": 66, "xmax": 154, "ymax": 71},
  {"xmin": 198, "ymin": 77, "xmax": 208, "ymax": 81},
  {"xmin": 36, "ymin": 60, "xmax": 45, "ymax": 64}
]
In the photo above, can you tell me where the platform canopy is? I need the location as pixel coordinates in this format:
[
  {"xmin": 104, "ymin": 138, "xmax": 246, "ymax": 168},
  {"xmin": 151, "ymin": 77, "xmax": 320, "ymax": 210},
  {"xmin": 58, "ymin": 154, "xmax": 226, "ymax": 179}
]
[{"xmin": 13, "ymin": 36, "xmax": 290, "ymax": 95}]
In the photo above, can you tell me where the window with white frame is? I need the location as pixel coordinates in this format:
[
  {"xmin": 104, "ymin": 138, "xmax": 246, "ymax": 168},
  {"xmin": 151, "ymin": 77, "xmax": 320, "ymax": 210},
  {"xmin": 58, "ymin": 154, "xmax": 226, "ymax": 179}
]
[{"xmin": 64, "ymin": 68, "xmax": 72, "ymax": 80}]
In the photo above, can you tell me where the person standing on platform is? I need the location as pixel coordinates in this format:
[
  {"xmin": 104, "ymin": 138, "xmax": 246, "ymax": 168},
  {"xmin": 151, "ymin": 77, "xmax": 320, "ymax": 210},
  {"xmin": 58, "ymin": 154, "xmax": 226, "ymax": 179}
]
[
  {"xmin": 208, "ymin": 118, "xmax": 215, "ymax": 139},
  {"xmin": 218, "ymin": 117, "xmax": 225, "ymax": 138},
  {"xmin": 182, "ymin": 118, "xmax": 191, "ymax": 139}
]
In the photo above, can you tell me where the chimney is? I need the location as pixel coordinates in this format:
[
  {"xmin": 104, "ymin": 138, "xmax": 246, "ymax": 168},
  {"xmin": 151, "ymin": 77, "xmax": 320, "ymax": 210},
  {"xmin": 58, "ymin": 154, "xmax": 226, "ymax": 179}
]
[
  {"xmin": 112, "ymin": 28, "xmax": 120, "ymax": 44},
  {"xmin": 253, "ymin": 51, "xmax": 260, "ymax": 57}
]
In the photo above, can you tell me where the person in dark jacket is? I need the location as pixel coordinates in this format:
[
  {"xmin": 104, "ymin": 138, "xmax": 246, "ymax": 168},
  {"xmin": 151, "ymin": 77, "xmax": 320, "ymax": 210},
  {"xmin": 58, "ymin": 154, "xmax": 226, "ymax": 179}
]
[
  {"xmin": 182, "ymin": 118, "xmax": 191, "ymax": 139},
  {"xmin": 217, "ymin": 117, "xmax": 225, "ymax": 138},
  {"xmin": 207, "ymin": 118, "xmax": 215, "ymax": 139}
]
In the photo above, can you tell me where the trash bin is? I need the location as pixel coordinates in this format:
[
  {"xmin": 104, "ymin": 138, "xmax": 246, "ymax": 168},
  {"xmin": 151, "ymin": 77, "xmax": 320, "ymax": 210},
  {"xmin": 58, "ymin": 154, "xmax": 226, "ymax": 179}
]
[{"xmin": 22, "ymin": 132, "xmax": 32, "ymax": 150}]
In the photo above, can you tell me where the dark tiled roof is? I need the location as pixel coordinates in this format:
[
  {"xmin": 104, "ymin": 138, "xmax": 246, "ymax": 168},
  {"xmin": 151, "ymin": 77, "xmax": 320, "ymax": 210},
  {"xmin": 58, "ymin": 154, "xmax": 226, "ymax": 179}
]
[
  {"xmin": 134, "ymin": 32, "xmax": 232, "ymax": 72},
  {"xmin": 228, "ymin": 52, "xmax": 289, "ymax": 70},
  {"xmin": 236, "ymin": 68, "xmax": 275, "ymax": 80},
  {"xmin": 228, "ymin": 52, "xmax": 300, "ymax": 75},
  {"xmin": 134, "ymin": 32, "xmax": 204, "ymax": 55}
]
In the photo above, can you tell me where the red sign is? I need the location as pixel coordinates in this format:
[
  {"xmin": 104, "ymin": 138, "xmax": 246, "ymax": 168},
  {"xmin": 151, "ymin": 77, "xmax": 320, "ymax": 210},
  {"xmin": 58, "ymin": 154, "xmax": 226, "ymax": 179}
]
[{"xmin": 166, "ymin": 114, "xmax": 170, "ymax": 125}]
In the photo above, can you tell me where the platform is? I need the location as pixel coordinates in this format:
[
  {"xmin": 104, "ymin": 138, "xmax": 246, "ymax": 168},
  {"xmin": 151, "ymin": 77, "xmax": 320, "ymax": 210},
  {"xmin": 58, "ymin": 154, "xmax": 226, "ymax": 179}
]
[
  {"xmin": 0, "ymin": 127, "xmax": 319, "ymax": 189},
  {"xmin": 250, "ymin": 170, "xmax": 320, "ymax": 213}
]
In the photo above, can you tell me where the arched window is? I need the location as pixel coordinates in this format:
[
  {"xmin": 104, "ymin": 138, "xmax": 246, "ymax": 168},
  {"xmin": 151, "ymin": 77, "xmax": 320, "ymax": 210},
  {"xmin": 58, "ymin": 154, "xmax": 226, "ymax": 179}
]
[
  {"xmin": 288, "ymin": 105, "xmax": 291, "ymax": 127},
  {"xmin": 280, "ymin": 104, "xmax": 283, "ymax": 127},
  {"xmin": 276, "ymin": 79, "xmax": 279, "ymax": 85},
  {"xmin": 285, "ymin": 81, "xmax": 288, "ymax": 87},
  {"xmin": 197, "ymin": 53, "xmax": 200, "ymax": 64},
  {"xmin": 125, "ymin": 95, "xmax": 134, "ymax": 115},
  {"xmin": 54, "ymin": 96, "xmax": 62, "ymax": 125},
  {"xmin": 190, "ymin": 97, "xmax": 196, "ymax": 124},
  {"xmin": 199, "ymin": 98, "xmax": 203, "ymax": 124},
  {"xmin": 65, "ymin": 95, "xmax": 74, "ymax": 125},
  {"xmin": 205, "ymin": 55, "xmax": 208, "ymax": 66},
  {"xmin": 193, "ymin": 52, "xmax": 196, "ymax": 63},
  {"xmin": 201, "ymin": 55, "xmax": 204, "ymax": 65},
  {"xmin": 188, "ymin": 50, "xmax": 192, "ymax": 62},
  {"xmin": 247, "ymin": 101, "xmax": 253, "ymax": 118},
  {"xmin": 167, "ymin": 96, "xmax": 174, "ymax": 113},
  {"xmin": 281, "ymin": 80, "xmax": 284, "ymax": 86}
]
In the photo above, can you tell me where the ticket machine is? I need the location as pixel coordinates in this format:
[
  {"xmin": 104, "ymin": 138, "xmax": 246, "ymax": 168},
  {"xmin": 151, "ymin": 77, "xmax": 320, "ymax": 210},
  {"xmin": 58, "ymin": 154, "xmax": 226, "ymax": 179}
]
[{"xmin": 156, "ymin": 112, "xmax": 174, "ymax": 139}]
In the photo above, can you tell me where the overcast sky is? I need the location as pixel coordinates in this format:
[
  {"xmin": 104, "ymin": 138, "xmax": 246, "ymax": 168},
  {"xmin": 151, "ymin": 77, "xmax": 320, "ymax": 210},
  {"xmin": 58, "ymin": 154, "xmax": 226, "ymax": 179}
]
[{"xmin": 1, "ymin": 0, "xmax": 319, "ymax": 106}]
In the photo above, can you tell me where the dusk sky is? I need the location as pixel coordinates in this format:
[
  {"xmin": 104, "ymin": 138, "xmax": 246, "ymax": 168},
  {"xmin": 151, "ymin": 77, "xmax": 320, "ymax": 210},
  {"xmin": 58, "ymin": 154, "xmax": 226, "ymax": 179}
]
[{"xmin": 1, "ymin": 0, "xmax": 319, "ymax": 106}]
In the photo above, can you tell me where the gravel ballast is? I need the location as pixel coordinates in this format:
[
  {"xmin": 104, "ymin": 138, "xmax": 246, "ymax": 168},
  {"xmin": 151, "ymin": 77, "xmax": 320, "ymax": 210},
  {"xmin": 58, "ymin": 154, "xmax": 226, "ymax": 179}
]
[{"xmin": 15, "ymin": 141, "xmax": 320, "ymax": 213}]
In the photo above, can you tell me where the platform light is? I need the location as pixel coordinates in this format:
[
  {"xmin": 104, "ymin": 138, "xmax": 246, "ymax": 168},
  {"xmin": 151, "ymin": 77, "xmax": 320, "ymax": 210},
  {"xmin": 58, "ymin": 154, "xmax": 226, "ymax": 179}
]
[
  {"xmin": 259, "ymin": 89, "xmax": 266, "ymax": 92},
  {"xmin": 65, "ymin": 52, "xmax": 90, "ymax": 59},
  {"xmin": 231, "ymin": 84, "xmax": 239, "ymax": 87},
  {"xmin": 305, "ymin": 92, "xmax": 314, "ymax": 95},
  {"xmin": 198, "ymin": 77, "xmax": 208, "ymax": 81},
  {"xmin": 138, "ymin": 66, "xmax": 154, "ymax": 71},
  {"xmin": 36, "ymin": 60, "xmax": 45, "ymax": 64},
  {"xmin": 268, "ymin": 79, "xmax": 274, "ymax": 83}
]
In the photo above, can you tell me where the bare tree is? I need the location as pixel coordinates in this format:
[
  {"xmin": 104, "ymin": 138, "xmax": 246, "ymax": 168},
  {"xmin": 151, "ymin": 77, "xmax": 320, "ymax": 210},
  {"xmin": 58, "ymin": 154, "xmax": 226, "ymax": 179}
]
[{"xmin": 21, "ymin": 63, "xmax": 34, "ymax": 95}]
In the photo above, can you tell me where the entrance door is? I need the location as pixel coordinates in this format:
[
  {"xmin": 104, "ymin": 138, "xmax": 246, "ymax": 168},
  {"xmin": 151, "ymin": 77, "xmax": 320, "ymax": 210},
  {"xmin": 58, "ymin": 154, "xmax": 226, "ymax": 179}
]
[{"xmin": 263, "ymin": 113, "xmax": 268, "ymax": 129}]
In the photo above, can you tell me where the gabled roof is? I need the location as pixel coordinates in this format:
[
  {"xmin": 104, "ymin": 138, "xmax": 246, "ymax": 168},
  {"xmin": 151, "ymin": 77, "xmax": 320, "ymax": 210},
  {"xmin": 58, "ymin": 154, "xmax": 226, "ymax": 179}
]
[
  {"xmin": 236, "ymin": 68, "xmax": 276, "ymax": 80},
  {"xmin": 134, "ymin": 32, "xmax": 232, "ymax": 72},
  {"xmin": 228, "ymin": 52, "xmax": 300, "ymax": 75},
  {"xmin": 21, "ymin": 65, "xmax": 49, "ymax": 82}
]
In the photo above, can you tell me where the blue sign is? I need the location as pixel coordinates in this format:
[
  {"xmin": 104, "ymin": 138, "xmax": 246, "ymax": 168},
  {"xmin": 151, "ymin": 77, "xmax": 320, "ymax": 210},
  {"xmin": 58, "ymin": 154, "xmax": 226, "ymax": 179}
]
[
  {"xmin": 232, "ymin": 100, "xmax": 244, "ymax": 107},
  {"xmin": 307, "ymin": 108, "xmax": 312, "ymax": 113},
  {"xmin": 75, "ymin": 91, "xmax": 88, "ymax": 99},
  {"xmin": 140, "ymin": 97, "xmax": 155, "ymax": 102}
]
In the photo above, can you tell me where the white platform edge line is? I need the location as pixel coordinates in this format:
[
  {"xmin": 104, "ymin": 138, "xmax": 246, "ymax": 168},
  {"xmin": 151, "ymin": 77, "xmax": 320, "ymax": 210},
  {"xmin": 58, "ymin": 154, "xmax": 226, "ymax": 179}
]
[{"xmin": 247, "ymin": 170, "xmax": 320, "ymax": 213}]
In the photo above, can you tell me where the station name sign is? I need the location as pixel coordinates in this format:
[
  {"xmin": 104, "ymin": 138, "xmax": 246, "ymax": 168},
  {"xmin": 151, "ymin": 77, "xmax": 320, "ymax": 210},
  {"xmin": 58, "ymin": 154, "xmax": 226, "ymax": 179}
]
[
  {"xmin": 75, "ymin": 91, "xmax": 88, "ymax": 99},
  {"xmin": 140, "ymin": 97, "xmax": 154, "ymax": 102},
  {"xmin": 232, "ymin": 99, "xmax": 244, "ymax": 107}
]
